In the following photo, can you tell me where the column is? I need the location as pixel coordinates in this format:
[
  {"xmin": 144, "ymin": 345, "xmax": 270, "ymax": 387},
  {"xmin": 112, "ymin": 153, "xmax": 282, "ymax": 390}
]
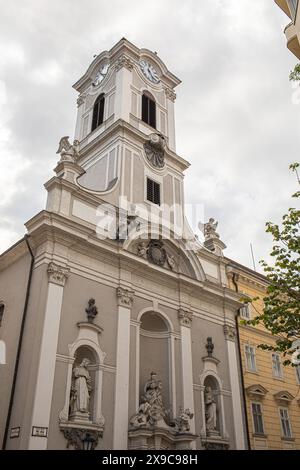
[
  {"xmin": 28, "ymin": 262, "xmax": 69, "ymax": 450},
  {"xmin": 113, "ymin": 287, "xmax": 134, "ymax": 449},
  {"xmin": 178, "ymin": 309, "xmax": 195, "ymax": 436},
  {"xmin": 224, "ymin": 324, "xmax": 246, "ymax": 450}
]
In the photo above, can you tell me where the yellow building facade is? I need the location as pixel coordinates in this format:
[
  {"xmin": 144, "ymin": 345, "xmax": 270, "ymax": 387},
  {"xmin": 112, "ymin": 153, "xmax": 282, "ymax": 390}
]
[{"xmin": 227, "ymin": 262, "xmax": 300, "ymax": 450}]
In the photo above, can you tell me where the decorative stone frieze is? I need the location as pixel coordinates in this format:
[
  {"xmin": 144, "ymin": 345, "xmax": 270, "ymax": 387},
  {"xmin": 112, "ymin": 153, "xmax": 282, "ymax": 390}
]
[
  {"xmin": 117, "ymin": 287, "xmax": 134, "ymax": 308},
  {"xmin": 223, "ymin": 324, "xmax": 236, "ymax": 342},
  {"xmin": 47, "ymin": 262, "xmax": 70, "ymax": 287},
  {"xmin": 178, "ymin": 309, "xmax": 193, "ymax": 328}
]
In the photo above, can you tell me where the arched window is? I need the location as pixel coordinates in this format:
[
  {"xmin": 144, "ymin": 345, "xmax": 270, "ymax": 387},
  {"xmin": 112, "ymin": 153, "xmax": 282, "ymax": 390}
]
[
  {"xmin": 142, "ymin": 92, "xmax": 156, "ymax": 128},
  {"xmin": 91, "ymin": 94, "xmax": 105, "ymax": 132},
  {"xmin": 0, "ymin": 303, "xmax": 4, "ymax": 326}
]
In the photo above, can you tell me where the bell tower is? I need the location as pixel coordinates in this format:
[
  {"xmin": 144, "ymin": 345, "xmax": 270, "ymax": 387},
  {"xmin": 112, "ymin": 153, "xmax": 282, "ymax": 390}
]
[{"xmin": 61, "ymin": 38, "xmax": 189, "ymax": 229}]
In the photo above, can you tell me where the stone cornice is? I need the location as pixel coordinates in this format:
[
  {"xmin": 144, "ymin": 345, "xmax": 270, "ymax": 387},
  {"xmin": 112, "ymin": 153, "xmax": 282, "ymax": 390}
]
[
  {"xmin": 47, "ymin": 262, "xmax": 70, "ymax": 286},
  {"xmin": 78, "ymin": 119, "xmax": 190, "ymax": 172},
  {"xmin": 25, "ymin": 211, "xmax": 245, "ymax": 312},
  {"xmin": 117, "ymin": 286, "xmax": 134, "ymax": 308}
]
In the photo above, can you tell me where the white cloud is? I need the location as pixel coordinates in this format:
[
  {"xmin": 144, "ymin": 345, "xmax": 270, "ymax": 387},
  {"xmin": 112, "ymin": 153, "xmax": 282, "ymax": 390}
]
[{"xmin": 0, "ymin": 0, "xmax": 298, "ymax": 272}]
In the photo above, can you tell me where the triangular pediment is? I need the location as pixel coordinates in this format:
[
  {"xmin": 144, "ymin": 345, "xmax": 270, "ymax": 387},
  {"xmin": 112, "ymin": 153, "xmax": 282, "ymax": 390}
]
[
  {"xmin": 274, "ymin": 390, "xmax": 294, "ymax": 404},
  {"xmin": 246, "ymin": 384, "xmax": 268, "ymax": 399}
]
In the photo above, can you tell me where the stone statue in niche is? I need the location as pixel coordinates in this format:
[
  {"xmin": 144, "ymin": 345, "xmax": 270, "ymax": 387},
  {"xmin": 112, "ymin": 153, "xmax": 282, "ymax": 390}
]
[
  {"xmin": 56, "ymin": 136, "xmax": 80, "ymax": 163},
  {"xmin": 144, "ymin": 133, "xmax": 166, "ymax": 169},
  {"xmin": 204, "ymin": 386, "xmax": 218, "ymax": 434},
  {"xmin": 70, "ymin": 358, "xmax": 92, "ymax": 420}
]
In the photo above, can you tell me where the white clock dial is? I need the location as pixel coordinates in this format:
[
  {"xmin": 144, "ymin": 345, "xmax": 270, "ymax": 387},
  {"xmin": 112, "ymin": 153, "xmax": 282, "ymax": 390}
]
[
  {"xmin": 139, "ymin": 60, "xmax": 160, "ymax": 84},
  {"xmin": 93, "ymin": 63, "xmax": 109, "ymax": 86}
]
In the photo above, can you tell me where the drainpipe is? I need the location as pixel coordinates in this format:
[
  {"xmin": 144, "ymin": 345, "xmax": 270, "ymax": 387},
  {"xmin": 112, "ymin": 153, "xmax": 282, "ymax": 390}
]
[
  {"xmin": 2, "ymin": 235, "xmax": 34, "ymax": 450},
  {"xmin": 231, "ymin": 272, "xmax": 251, "ymax": 451}
]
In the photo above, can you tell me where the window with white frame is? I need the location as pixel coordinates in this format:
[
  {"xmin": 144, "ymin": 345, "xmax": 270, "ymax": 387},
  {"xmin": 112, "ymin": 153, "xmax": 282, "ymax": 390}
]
[
  {"xmin": 272, "ymin": 353, "xmax": 283, "ymax": 378},
  {"xmin": 295, "ymin": 365, "xmax": 300, "ymax": 384},
  {"xmin": 245, "ymin": 345, "xmax": 257, "ymax": 372},
  {"xmin": 279, "ymin": 408, "xmax": 292, "ymax": 439},
  {"xmin": 239, "ymin": 304, "xmax": 251, "ymax": 320},
  {"xmin": 251, "ymin": 402, "xmax": 265, "ymax": 435}
]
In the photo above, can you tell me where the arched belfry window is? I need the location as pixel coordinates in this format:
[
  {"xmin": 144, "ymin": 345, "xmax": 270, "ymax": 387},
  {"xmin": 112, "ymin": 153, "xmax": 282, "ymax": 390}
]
[
  {"xmin": 91, "ymin": 93, "xmax": 105, "ymax": 132},
  {"xmin": 142, "ymin": 92, "xmax": 156, "ymax": 128}
]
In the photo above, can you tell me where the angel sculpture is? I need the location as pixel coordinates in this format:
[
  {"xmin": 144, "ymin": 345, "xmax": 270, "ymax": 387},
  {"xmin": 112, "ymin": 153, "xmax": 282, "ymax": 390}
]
[
  {"xmin": 199, "ymin": 218, "xmax": 220, "ymax": 240},
  {"xmin": 56, "ymin": 136, "xmax": 80, "ymax": 163}
]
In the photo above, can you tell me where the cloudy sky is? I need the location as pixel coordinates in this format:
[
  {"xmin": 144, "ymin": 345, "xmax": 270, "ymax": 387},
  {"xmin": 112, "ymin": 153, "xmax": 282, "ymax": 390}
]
[{"xmin": 0, "ymin": 0, "xmax": 299, "ymax": 271}]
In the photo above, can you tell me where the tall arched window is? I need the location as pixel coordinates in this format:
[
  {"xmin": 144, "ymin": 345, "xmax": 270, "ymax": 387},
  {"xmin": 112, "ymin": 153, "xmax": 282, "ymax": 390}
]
[
  {"xmin": 91, "ymin": 94, "xmax": 105, "ymax": 132},
  {"xmin": 142, "ymin": 92, "xmax": 156, "ymax": 128}
]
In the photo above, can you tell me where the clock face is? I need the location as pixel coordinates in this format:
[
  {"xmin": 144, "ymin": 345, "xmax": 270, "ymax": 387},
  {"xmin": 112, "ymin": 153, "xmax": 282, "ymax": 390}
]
[
  {"xmin": 93, "ymin": 63, "xmax": 109, "ymax": 86},
  {"xmin": 139, "ymin": 60, "xmax": 160, "ymax": 84}
]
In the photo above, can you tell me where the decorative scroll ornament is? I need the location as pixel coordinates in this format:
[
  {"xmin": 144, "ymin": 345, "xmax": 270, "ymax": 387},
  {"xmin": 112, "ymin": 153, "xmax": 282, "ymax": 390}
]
[
  {"xmin": 76, "ymin": 92, "xmax": 86, "ymax": 107},
  {"xmin": 144, "ymin": 134, "xmax": 166, "ymax": 169},
  {"xmin": 56, "ymin": 136, "xmax": 80, "ymax": 163},
  {"xmin": 85, "ymin": 298, "xmax": 98, "ymax": 323}
]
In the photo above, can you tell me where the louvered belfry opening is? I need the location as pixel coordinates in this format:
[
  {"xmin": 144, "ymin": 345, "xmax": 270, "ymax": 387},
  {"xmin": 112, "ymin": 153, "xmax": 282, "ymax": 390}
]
[{"xmin": 147, "ymin": 178, "xmax": 160, "ymax": 205}]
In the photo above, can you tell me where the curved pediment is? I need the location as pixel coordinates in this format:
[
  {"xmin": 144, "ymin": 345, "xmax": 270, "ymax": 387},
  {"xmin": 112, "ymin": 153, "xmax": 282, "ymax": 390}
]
[{"xmin": 124, "ymin": 234, "xmax": 206, "ymax": 282}]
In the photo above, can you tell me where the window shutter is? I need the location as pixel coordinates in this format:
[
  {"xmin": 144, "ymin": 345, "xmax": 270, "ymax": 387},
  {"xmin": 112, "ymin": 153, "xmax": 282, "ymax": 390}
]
[
  {"xmin": 142, "ymin": 95, "xmax": 149, "ymax": 123},
  {"xmin": 149, "ymin": 99, "xmax": 156, "ymax": 128},
  {"xmin": 147, "ymin": 178, "xmax": 160, "ymax": 206}
]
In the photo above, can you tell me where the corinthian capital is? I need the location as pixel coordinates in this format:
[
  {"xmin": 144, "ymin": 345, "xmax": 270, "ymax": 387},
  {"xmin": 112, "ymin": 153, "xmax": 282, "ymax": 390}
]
[
  {"xmin": 164, "ymin": 86, "xmax": 176, "ymax": 102},
  {"xmin": 178, "ymin": 308, "xmax": 193, "ymax": 328},
  {"xmin": 117, "ymin": 287, "xmax": 134, "ymax": 308},
  {"xmin": 223, "ymin": 324, "xmax": 237, "ymax": 341},
  {"xmin": 47, "ymin": 262, "xmax": 70, "ymax": 287},
  {"xmin": 114, "ymin": 55, "xmax": 134, "ymax": 72}
]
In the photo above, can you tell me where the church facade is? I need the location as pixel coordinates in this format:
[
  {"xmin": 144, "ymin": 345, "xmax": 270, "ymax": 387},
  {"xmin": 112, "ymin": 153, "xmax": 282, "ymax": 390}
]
[{"xmin": 0, "ymin": 39, "xmax": 247, "ymax": 450}]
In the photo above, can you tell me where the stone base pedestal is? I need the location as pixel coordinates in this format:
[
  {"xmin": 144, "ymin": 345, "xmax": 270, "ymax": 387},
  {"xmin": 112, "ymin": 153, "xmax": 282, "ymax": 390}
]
[
  {"xmin": 60, "ymin": 421, "xmax": 104, "ymax": 450},
  {"xmin": 201, "ymin": 435, "xmax": 229, "ymax": 450},
  {"xmin": 128, "ymin": 427, "xmax": 197, "ymax": 450}
]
